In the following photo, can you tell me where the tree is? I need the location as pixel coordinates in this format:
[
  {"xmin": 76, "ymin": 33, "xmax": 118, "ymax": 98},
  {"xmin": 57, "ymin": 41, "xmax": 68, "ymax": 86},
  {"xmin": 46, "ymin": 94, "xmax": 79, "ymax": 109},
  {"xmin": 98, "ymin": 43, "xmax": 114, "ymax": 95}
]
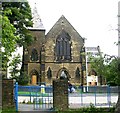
[
  {"xmin": 9, "ymin": 54, "xmax": 21, "ymax": 79},
  {"xmin": 2, "ymin": 1, "xmax": 33, "ymax": 77},
  {"xmin": 89, "ymin": 54, "xmax": 120, "ymax": 112},
  {"xmin": 113, "ymin": 58, "xmax": 120, "ymax": 113},
  {"xmin": 89, "ymin": 53, "xmax": 120, "ymax": 86},
  {"xmin": 2, "ymin": 2, "xmax": 33, "ymax": 47},
  {"xmin": 17, "ymin": 71, "xmax": 30, "ymax": 85},
  {"xmin": 1, "ymin": 8, "xmax": 19, "ymax": 77},
  {"xmin": 88, "ymin": 53, "xmax": 106, "ymax": 85},
  {"xmin": 105, "ymin": 58, "xmax": 120, "ymax": 86}
]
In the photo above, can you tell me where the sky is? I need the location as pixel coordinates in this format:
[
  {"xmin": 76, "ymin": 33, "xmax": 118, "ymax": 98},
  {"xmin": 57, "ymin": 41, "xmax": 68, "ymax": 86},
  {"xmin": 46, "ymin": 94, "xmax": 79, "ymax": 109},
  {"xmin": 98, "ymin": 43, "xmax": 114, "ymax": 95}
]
[{"xmin": 27, "ymin": 0, "xmax": 119, "ymax": 56}]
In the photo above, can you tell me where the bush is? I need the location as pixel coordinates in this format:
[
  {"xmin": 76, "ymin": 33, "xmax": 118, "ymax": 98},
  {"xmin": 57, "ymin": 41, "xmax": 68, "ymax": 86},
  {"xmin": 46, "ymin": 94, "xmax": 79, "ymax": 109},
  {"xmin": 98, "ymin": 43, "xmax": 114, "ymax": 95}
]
[
  {"xmin": 57, "ymin": 105, "xmax": 115, "ymax": 113},
  {"xmin": 17, "ymin": 71, "xmax": 30, "ymax": 85}
]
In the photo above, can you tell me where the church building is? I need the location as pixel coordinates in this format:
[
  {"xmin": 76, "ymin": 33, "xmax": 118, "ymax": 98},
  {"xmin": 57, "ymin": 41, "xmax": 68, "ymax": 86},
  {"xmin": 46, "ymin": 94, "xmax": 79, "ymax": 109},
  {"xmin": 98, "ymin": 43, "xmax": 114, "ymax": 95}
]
[{"xmin": 22, "ymin": 6, "xmax": 104, "ymax": 86}]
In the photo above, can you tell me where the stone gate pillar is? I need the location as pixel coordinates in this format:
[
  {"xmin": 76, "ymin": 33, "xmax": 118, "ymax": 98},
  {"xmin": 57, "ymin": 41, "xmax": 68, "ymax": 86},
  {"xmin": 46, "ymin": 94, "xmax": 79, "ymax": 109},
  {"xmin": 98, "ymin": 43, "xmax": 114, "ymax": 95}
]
[
  {"xmin": 2, "ymin": 79, "xmax": 15, "ymax": 110},
  {"xmin": 53, "ymin": 79, "xmax": 68, "ymax": 111}
]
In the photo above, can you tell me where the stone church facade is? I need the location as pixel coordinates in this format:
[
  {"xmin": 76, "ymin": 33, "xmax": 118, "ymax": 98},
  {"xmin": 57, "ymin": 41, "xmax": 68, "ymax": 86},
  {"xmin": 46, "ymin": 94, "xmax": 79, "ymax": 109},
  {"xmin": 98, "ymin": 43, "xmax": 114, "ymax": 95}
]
[
  {"xmin": 22, "ymin": 6, "xmax": 86, "ymax": 85},
  {"xmin": 22, "ymin": 7, "xmax": 105, "ymax": 86}
]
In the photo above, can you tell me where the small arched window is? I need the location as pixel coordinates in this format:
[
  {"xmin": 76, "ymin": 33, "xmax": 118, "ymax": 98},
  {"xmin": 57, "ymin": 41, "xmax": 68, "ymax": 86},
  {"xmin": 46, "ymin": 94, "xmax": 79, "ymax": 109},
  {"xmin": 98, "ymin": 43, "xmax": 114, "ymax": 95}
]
[
  {"xmin": 47, "ymin": 67, "xmax": 52, "ymax": 79},
  {"xmin": 31, "ymin": 49, "xmax": 38, "ymax": 61},
  {"xmin": 75, "ymin": 67, "xmax": 80, "ymax": 78}
]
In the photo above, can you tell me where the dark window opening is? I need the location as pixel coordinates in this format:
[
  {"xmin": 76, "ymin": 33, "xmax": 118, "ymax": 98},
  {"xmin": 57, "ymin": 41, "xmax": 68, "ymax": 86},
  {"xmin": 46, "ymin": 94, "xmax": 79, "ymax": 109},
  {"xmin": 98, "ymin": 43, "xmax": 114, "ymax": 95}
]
[
  {"xmin": 55, "ymin": 30, "xmax": 71, "ymax": 61},
  {"xmin": 31, "ymin": 49, "xmax": 38, "ymax": 61},
  {"xmin": 47, "ymin": 67, "xmax": 52, "ymax": 79},
  {"xmin": 75, "ymin": 67, "xmax": 80, "ymax": 78}
]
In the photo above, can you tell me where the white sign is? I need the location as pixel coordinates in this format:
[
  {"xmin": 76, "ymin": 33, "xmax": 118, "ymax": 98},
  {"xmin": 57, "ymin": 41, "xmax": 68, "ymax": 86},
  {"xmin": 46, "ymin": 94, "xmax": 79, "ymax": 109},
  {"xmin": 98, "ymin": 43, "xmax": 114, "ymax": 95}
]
[
  {"xmin": 86, "ymin": 47, "xmax": 98, "ymax": 52},
  {"xmin": 87, "ymin": 75, "xmax": 98, "ymax": 82}
]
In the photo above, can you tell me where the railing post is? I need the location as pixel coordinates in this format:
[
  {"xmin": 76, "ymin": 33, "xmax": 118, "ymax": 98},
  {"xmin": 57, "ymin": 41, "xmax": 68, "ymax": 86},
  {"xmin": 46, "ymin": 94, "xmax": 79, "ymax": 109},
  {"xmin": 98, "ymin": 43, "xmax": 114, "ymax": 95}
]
[
  {"xmin": 107, "ymin": 85, "xmax": 111, "ymax": 108},
  {"xmin": 30, "ymin": 87, "xmax": 31, "ymax": 103},
  {"xmin": 94, "ymin": 86, "xmax": 96, "ymax": 106},
  {"xmin": 81, "ymin": 86, "xmax": 83, "ymax": 106},
  {"xmin": 15, "ymin": 82, "xmax": 18, "ymax": 111}
]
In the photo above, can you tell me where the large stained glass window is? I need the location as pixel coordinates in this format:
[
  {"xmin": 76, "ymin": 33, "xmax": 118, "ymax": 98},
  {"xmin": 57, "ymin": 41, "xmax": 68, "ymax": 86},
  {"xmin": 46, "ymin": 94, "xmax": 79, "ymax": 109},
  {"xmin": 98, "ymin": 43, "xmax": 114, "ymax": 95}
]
[{"xmin": 56, "ymin": 30, "xmax": 71, "ymax": 61}]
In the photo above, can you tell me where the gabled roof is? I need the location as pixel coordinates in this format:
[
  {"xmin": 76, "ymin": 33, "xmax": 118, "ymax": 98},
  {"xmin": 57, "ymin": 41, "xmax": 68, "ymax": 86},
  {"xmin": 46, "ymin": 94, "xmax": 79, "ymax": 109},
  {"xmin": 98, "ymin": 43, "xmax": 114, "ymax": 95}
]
[{"xmin": 46, "ymin": 15, "xmax": 83, "ymax": 40}]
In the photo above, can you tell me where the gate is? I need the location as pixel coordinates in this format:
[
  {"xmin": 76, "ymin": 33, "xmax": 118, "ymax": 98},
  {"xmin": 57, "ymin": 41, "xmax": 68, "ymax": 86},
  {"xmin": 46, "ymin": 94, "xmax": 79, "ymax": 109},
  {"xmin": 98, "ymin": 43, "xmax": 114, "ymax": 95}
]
[{"xmin": 14, "ymin": 82, "xmax": 53, "ymax": 111}]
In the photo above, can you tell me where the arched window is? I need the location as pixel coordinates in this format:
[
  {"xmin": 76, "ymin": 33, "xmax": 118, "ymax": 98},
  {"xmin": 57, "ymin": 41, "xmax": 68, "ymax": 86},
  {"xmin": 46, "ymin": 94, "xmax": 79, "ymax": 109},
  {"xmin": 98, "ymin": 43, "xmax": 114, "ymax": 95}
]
[
  {"xmin": 88, "ymin": 69, "xmax": 97, "ymax": 76},
  {"xmin": 47, "ymin": 67, "xmax": 52, "ymax": 79},
  {"xmin": 75, "ymin": 67, "xmax": 80, "ymax": 78},
  {"xmin": 31, "ymin": 49, "xmax": 38, "ymax": 61},
  {"xmin": 56, "ymin": 30, "xmax": 71, "ymax": 61}
]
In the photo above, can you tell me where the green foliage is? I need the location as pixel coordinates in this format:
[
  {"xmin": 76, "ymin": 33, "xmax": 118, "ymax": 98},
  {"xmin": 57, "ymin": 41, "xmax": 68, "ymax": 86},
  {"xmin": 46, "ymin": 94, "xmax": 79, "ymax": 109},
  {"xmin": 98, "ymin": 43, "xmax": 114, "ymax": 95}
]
[
  {"xmin": 89, "ymin": 53, "xmax": 120, "ymax": 86},
  {"xmin": 17, "ymin": 71, "xmax": 30, "ymax": 85},
  {"xmin": 2, "ymin": 9, "xmax": 19, "ymax": 56},
  {"xmin": 1, "ymin": 107, "xmax": 16, "ymax": 113},
  {"xmin": 1, "ymin": 9, "xmax": 19, "ymax": 77},
  {"xmin": 2, "ymin": 2, "xmax": 33, "ymax": 47},
  {"xmin": 2, "ymin": 1, "xmax": 33, "ymax": 77},
  {"xmin": 105, "ymin": 58, "xmax": 120, "ymax": 86},
  {"xmin": 57, "ymin": 106, "xmax": 115, "ymax": 113},
  {"xmin": 9, "ymin": 54, "xmax": 21, "ymax": 79},
  {"xmin": 89, "ymin": 53, "xmax": 105, "ymax": 77}
]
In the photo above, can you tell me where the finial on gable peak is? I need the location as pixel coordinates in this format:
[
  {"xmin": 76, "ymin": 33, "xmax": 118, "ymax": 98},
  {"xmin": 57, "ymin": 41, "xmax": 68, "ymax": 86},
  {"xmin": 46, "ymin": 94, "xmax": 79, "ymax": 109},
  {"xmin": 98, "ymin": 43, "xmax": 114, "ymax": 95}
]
[{"xmin": 61, "ymin": 15, "xmax": 65, "ymax": 18}]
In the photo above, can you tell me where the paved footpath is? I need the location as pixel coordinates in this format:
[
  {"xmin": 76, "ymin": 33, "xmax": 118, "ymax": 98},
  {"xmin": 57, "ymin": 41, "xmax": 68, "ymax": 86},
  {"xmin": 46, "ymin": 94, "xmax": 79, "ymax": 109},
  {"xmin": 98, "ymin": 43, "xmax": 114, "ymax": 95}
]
[{"xmin": 18, "ymin": 93, "xmax": 118, "ymax": 111}]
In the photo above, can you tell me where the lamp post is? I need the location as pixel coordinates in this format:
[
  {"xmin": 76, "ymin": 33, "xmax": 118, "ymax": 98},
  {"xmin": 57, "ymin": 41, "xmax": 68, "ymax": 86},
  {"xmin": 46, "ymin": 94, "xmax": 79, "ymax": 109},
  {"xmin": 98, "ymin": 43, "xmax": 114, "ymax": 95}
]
[{"xmin": 80, "ymin": 46, "xmax": 85, "ymax": 86}]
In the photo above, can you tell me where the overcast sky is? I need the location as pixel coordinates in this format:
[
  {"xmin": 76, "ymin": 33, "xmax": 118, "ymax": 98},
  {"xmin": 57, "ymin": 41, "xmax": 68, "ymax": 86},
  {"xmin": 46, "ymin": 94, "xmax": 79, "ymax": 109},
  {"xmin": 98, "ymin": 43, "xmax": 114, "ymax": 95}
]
[{"xmin": 28, "ymin": 0, "xmax": 119, "ymax": 56}]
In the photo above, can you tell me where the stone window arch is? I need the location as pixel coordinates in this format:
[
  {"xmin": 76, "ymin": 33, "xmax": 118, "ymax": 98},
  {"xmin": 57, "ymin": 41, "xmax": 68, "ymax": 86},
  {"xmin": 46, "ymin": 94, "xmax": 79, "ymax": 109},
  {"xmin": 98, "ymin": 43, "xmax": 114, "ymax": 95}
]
[
  {"xmin": 55, "ymin": 30, "xmax": 71, "ymax": 61},
  {"xmin": 47, "ymin": 67, "xmax": 52, "ymax": 79},
  {"xmin": 75, "ymin": 67, "xmax": 80, "ymax": 78},
  {"xmin": 88, "ymin": 69, "xmax": 97, "ymax": 76},
  {"xmin": 31, "ymin": 48, "xmax": 38, "ymax": 61}
]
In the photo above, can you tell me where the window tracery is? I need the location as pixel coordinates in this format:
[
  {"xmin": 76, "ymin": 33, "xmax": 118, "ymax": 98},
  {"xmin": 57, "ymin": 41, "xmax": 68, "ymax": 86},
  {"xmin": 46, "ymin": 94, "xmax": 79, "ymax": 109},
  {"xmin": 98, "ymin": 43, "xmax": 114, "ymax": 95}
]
[{"xmin": 55, "ymin": 30, "xmax": 71, "ymax": 61}]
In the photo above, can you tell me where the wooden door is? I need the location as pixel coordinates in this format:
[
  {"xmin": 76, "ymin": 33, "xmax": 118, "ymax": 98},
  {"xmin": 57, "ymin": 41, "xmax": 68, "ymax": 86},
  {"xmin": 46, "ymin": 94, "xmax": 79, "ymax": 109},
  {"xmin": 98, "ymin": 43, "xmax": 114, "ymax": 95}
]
[{"xmin": 32, "ymin": 75, "xmax": 37, "ymax": 85}]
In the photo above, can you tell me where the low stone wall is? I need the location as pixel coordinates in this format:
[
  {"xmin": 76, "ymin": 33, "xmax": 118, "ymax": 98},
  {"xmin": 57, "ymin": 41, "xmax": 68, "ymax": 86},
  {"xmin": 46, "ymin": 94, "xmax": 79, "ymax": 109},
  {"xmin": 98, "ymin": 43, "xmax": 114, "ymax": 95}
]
[{"xmin": 2, "ymin": 79, "xmax": 15, "ymax": 109}]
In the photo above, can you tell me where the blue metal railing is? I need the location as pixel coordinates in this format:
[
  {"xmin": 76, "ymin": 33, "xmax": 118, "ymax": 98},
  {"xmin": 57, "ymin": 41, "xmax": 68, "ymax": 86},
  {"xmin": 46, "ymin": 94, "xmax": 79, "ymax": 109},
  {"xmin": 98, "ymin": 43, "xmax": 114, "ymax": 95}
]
[
  {"xmin": 18, "ymin": 85, "xmax": 53, "ymax": 96},
  {"xmin": 17, "ymin": 85, "xmax": 53, "ymax": 110},
  {"xmin": 14, "ymin": 83, "xmax": 118, "ymax": 111},
  {"xmin": 69, "ymin": 85, "xmax": 117, "ymax": 108},
  {"xmin": 14, "ymin": 82, "xmax": 18, "ymax": 112}
]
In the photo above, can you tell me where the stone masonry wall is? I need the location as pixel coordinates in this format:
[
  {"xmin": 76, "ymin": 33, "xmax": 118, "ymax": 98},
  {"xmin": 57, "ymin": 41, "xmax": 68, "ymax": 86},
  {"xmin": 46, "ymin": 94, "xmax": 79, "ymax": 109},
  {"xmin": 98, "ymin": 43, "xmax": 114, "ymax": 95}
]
[
  {"xmin": 2, "ymin": 79, "xmax": 15, "ymax": 109},
  {"xmin": 53, "ymin": 79, "xmax": 68, "ymax": 111}
]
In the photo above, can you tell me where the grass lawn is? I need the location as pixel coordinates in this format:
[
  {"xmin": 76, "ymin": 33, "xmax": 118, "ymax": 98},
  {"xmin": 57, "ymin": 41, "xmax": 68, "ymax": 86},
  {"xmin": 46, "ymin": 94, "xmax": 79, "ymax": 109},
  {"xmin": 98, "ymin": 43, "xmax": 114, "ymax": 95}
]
[
  {"xmin": 57, "ymin": 107, "xmax": 115, "ymax": 113},
  {"xmin": 1, "ymin": 107, "xmax": 17, "ymax": 113},
  {"xmin": 18, "ymin": 91, "xmax": 49, "ymax": 96},
  {"xmin": 0, "ymin": 107, "xmax": 115, "ymax": 113}
]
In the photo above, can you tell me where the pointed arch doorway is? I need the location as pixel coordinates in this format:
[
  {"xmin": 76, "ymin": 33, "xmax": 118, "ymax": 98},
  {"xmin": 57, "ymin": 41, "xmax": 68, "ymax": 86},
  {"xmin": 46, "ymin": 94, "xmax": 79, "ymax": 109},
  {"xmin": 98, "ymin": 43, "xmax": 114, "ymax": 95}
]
[
  {"xmin": 30, "ymin": 69, "xmax": 39, "ymax": 85},
  {"xmin": 57, "ymin": 67, "xmax": 70, "ymax": 80}
]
